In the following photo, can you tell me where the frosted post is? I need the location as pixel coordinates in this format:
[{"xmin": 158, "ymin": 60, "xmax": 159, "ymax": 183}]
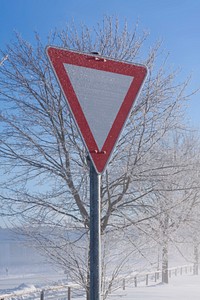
[{"xmin": 90, "ymin": 162, "xmax": 101, "ymax": 300}]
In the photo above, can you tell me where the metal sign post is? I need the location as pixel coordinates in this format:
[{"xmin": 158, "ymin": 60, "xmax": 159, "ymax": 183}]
[{"xmin": 90, "ymin": 161, "xmax": 101, "ymax": 300}]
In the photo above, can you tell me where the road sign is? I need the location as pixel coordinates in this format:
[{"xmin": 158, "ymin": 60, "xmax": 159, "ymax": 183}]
[{"xmin": 46, "ymin": 47, "xmax": 148, "ymax": 173}]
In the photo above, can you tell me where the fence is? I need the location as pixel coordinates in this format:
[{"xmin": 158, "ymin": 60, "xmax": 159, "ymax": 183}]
[
  {"xmin": 0, "ymin": 264, "xmax": 197, "ymax": 299},
  {"xmin": 120, "ymin": 263, "xmax": 195, "ymax": 290},
  {"xmin": 0, "ymin": 284, "xmax": 83, "ymax": 300}
]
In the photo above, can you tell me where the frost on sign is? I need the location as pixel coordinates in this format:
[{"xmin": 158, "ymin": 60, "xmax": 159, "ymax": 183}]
[
  {"xmin": 65, "ymin": 64, "xmax": 133, "ymax": 150},
  {"xmin": 46, "ymin": 47, "xmax": 148, "ymax": 173}
]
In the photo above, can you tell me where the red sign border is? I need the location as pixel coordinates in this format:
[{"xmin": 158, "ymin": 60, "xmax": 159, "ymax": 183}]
[{"xmin": 46, "ymin": 47, "xmax": 148, "ymax": 174}]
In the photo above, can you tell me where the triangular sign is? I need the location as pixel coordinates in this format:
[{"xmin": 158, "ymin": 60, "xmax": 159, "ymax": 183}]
[{"xmin": 46, "ymin": 47, "xmax": 148, "ymax": 174}]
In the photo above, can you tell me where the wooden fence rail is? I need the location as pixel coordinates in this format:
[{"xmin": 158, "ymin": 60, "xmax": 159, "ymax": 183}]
[
  {"xmin": 0, "ymin": 284, "xmax": 80, "ymax": 300},
  {"xmin": 0, "ymin": 264, "xmax": 197, "ymax": 299},
  {"xmin": 120, "ymin": 263, "xmax": 195, "ymax": 290}
]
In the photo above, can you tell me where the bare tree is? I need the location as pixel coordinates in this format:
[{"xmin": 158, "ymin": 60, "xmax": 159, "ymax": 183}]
[
  {"xmin": 0, "ymin": 55, "xmax": 8, "ymax": 67},
  {"xmin": 0, "ymin": 16, "xmax": 193, "ymax": 296},
  {"xmin": 173, "ymin": 136, "xmax": 200, "ymax": 276},
  {"xmin": 131, "ymin": 131, "xmax": 200, "ymax": 283}
]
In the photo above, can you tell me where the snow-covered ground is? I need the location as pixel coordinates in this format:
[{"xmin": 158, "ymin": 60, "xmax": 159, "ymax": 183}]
[
  {"xmin": 1, "ymin": 273, "xmax": 200, "ymax": 299},
  {"xmin": 1, "ymin": 228, "xmax": 200, "ymax": 299},
  {"xmin": 106, "ymin": 274, "xmax": 200, "ymax": 300}
]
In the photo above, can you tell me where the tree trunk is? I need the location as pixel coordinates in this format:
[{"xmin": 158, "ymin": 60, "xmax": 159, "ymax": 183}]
[
  {"xmin": 162, "ymin": 242, "xmax": 169, "ymax": 283},
  {"xmin": 162, "ymin": 215, "xmax": 169, "ymax": 284}
]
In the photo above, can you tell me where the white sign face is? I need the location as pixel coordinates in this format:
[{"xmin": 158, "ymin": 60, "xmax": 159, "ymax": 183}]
[{"xmin": 65, "ymin": 64, "xmax": 133, "ymax": 150}]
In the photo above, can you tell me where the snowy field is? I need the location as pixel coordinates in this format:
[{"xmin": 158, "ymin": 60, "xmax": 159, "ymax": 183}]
[
  {"xmin": 106, "ymin": 275, "xmax": 200, "ymax": 300},
  {"xmin": 1, "ymin": 273, "xmax": 200, "ymax": 299},
  {"xmin": 1, "ymin": 228, "xmax": 200, "ymax": 299}
]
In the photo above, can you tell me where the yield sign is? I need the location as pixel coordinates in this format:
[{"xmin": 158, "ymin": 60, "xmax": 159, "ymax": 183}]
[{"xmin": 47, "ymin": 47, "xmax": 148, "ymax": 174}]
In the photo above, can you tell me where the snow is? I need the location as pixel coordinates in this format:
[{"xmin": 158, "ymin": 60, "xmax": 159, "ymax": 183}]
[
  {"xmin": 0, "ymin": 273, "xmax": 67, "ymax": 290},
  {"xmin": 1, "ymin": 274, "xmax": 200, "ymax": 299},
  {"xmin": 106, "ymin": 275, "xmax": 200, "ymax": 300},
  {"xmin": 1, "ymin": 228, "xmax": 200, "ymax": 299}
]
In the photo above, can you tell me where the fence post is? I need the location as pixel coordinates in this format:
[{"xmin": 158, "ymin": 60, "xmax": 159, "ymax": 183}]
[
  {"xmin": 68, "ymin": 287, "xmax": 71, "ymax": 300},
  {"xmin": 193, "ymin": 264, "xmax": 198, "ymax": 275},
  {"xmin": 134, "ymin": 276, "xmax": 137, "ymax": 287},
  {"xmin": 155, "ymin": 272, "xmax": 159, "ymax": 281},
  {"xmin": 123, "ymin": 279, "xmax": 125, "ymax": 290},
  {"xmin": 146, "ymin": 274, "xmax": 148, "ymax": 286},
  {"xmin": 156, "ymin": 271, "xmax": 160, "ymax": 279},
  {"xmin": 40, "ymin": 290, "xmax": 44, "ymax": 300}
]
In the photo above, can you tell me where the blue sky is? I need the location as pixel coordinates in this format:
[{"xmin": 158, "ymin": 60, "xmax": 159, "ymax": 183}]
[{"xmin": 1, "ymin": 0, "xmax": 200, "ymax": 128}]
